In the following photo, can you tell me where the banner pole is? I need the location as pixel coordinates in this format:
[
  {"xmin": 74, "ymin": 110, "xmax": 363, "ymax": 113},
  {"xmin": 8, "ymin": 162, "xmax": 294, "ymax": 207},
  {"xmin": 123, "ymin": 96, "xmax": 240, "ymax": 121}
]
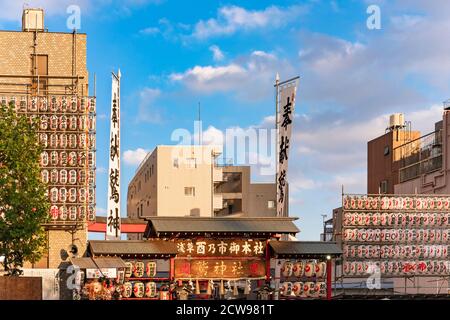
[{"xmin": 275, "ymin": 73, "xmax": 280, "ymax": 217}]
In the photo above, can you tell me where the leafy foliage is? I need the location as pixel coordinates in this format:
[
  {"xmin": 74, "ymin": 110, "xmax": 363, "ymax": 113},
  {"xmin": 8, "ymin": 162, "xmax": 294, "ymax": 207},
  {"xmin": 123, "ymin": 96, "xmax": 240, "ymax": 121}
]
[{"xmin": 0, "ymin": 101, "xmax": 50, "ymax": 276}]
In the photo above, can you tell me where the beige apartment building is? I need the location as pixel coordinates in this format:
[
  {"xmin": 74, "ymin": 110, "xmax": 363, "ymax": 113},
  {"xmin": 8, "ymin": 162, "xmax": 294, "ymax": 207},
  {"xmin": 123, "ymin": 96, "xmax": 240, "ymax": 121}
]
[
  {"xmin": 0, "ymin": 9, "xmax": 96, "ymax": 269},
  {"xmin": 127, "ymin": 145, "xmax": 286, "ymax": 239}
]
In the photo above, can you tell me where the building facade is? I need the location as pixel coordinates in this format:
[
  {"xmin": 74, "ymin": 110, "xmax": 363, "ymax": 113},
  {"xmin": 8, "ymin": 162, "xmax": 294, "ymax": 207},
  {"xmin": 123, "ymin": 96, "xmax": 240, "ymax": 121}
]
[
  {"xmin": 0, "ymin": 9, "xmax": 96, "ymax": 268},
  {"xmin": 127, "ymin": 145, "xmax": 285, "ymax": 240},
  {"xmin": 368, "ymin": 109, "xmax": 448, "ymax": 195},
  {"xmin": 367, "ymin": 114, "xmax": 420, "ymax": 194}
]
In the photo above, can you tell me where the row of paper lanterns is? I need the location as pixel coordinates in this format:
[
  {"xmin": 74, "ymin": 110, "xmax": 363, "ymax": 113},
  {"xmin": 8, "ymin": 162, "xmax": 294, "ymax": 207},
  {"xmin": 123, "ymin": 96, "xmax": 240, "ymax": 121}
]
[
  {"xmin": 39, "ymin": 134, "xmax": 95, "ymax": 151},
  {"xmin": 280, "ymin": 281, "xmax": 326, "ymax": 298},
  {"xmin": 344, "ymin": 212, "xmax": 450, "ymax": 227},
  {"xmin": 36, "ymin": 114, "xmax": 95, "ymax": 131},
  {"xmin": 49, "ymin": 204, "xmax": 95, "ymax": 221},
  {"xmin": 343, "ymin": 196, "xmax": 450, "ymax": 210},
  {"xmin": 343, "ymin": 245, "xmax": 449, "ymax": 259},
  {"xmin": 1, "ymin": 95, "xmax": 96, "ymax": 113},
  {"xmin": 343, "ymin": 228, "xmax": 450, "ymax": 243},
  {"xmin": 281, "ymin": 261, "xmax": 327, "ymax": 278},
  {"xmin": 343, "ymin": 260, "xmax": 450, "ymax": 275}
]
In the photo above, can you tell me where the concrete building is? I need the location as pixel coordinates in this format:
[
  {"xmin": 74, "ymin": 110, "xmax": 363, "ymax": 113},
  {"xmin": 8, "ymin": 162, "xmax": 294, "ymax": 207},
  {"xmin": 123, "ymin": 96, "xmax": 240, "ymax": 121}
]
[
  {"xmin": 331, "ymin": 105, "xmax": 450, "ymax": 296},
  {"xmin": 367, "ymin": 113, "xmax": 421, "ymax": 194},
  {"xmin": 368, "ymin": 109, "xmax": 448, "ymax": 195},
  {"xmin": 0, "ymin": 9, "xmax": 96, "ymax": 269},
  {"xmin": 127, "ymin": 145, "xmax": 285, "ymax": 239}
]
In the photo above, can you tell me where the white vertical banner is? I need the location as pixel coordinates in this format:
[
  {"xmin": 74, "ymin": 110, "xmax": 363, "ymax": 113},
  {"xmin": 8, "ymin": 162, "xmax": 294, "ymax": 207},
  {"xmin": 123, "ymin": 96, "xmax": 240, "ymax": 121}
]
[
  {"xmin": 106, "ymin": 70, "xmax": 121, "ymax": 240},
  {"xmin": 276, "ymin": 77, "xmax": 298, "ymax": 217}
]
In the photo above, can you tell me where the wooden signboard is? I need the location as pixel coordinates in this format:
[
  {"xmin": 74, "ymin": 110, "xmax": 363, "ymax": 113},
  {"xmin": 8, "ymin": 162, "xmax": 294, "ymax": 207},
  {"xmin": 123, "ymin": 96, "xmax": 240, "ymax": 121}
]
[
  {"xmin": 174, "ymin": 259, "xmax": 266, "ymax": 279},
  {"xmin": 175, "ymin": 239, "xmax": 266, "ymax": 257}
]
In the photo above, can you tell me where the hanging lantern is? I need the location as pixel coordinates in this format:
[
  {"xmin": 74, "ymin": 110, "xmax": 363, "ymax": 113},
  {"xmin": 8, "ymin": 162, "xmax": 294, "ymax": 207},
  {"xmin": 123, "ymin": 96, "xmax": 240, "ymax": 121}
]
[
  {"xmin": 195, "ymin": 279, "xmax": 200, "ymax": 294},
  {"xmin": 244, "ymin": 280, "xmax": 250, "ymax": 295},
  {"xmin": 293, "ymin": 261, "xmax": 304, "ymax": 277},
  {"xmin": 145, "ymin": 282, "xmax": 157, "ymax": 298},
  {"xmin": 39, "ymin": 97, "xmax": 48, "ymax": 111},
  {"xmin": 233, "ymin": 281, "xmax": 238, "ymax": 296},
  {"xmin": 281, "ymin": 261, "xmax": 293, "ymax": 277},
  {"xmin": 60, "ymin": 115, "xmax": 68, "ymax": 130},
  {"xmin": 69, "ymin": 206, "xmax": 77, "ymax": 220},
  {"xmin": 70, "ymin": 96, "xmax": 78, "ymax": 112},
  {"xmin": 146, "ymin": 261, "xmax": 157, "ymax": 277},
  {"xmin": 134, "ymin": 261, "xmax": 145, "ymax": 278},
  {"xmin": 206, "ymin": 280, "xmax": 212, "ymax": 295},
  {"xmin": 124, "ymin": 262, "xmax": 133, "ymax": 278}
]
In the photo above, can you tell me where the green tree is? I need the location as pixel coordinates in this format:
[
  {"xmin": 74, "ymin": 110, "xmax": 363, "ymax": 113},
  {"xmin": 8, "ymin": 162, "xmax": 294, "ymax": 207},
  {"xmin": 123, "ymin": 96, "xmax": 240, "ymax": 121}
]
[{"xmin": 0, "ymin": 101, "xmax": 50, "ymax": 276}]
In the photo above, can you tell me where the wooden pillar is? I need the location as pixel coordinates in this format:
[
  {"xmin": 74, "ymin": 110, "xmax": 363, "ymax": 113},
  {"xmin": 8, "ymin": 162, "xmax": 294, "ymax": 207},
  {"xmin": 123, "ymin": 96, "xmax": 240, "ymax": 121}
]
[
  {"xmin": 265, "ymin": 240, "xmax": 271, "ymax": 281},
  {"xmin": 326, "ymin": 259, "xmax": 332, "ymax": 300}
]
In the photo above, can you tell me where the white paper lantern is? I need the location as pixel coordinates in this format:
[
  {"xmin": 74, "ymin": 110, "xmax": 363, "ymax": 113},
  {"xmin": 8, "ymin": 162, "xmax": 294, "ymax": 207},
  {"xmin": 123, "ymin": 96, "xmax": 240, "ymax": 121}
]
[
  {"xmin": 69, "ymin": 206, "xmax": 77, "ymax": 220},
  {"xmin": 293, "ymin": 261, "xmax": 304, "ymax": 277},
  {"xmin": 444, "ymin": 198, "xmax": 450, "ymax": 210},
  {"xmin": 50, "ymin": 169, "xmax": 58, "ymax": 184},
  {"xmin": 280, "ymin": 282, "xmax": 293, "ymax": 296},
  {"xmin": 50, "ymin": 205, "xmax": 59, "ymax": 220},
  {"xmin": 50, "ymin": 134, "xmax": 58, "ymax": 148},
  {"xmin": 39, "ymin": 97, "xmax": 48, "ymax": 111},
  {"xmin": 304, "ymin": 262, "xmax": 315, "ymax": 277},
  {"xmin": 59, "ymin": 206, "xmax": 67, "ymax": 220},
  {"xmin": 292, "ymin": 282, "xmax": 303, "ymax": 297},
  {"xmin": 68, "ymin": 188, "xmax": 77, "ymax": 202},
  {"xmin": 69, "ymin": 134, "xmax": 77, "ymax": 148},
  {"xmin": 122, "ymin": 282, "xmax": 132, "ymax": 298},
  {"xmin": 39, "ymin": 133, "xmax": 48, "ymax": 148},
  {"xmin": 281, "ymin": 261, "xmax": 294, "ymax": 277},
  {"xmin": 69, "ymin": 115, "xmax": 78, "ymax": 130},
  {"xmin": 68, "ymin": 152, "xmax": 77, "ymax": 167},
  {"xmin": 60, "ymin": 152, "xmax": 68, "ymax": 166},
  {"xmin": 41, "ymin": 170, "xmax": 49, "ymax": 184},
  {"xmin": 78, "ymin": 206, "xmax": 86, "ymax": 219},
  {"xmin": 70, "ymin": 96, "xmax": 78, "ymax": 112},
  {"xmin": 59, "ymin": 188, "xmax": 67, "ymax": 202}
]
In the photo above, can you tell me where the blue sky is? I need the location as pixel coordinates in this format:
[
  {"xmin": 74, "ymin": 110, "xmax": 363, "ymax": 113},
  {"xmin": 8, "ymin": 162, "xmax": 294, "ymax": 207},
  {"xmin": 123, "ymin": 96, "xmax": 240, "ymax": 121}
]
[{"xmin": 1, "ymin": 0, "xmax": 450, "ymax": 240}]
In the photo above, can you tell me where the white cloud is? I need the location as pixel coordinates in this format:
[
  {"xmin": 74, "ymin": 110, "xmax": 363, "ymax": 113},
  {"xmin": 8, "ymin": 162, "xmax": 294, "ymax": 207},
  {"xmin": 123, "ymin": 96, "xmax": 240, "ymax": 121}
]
[
  {"xmin": 96, "ymin": 207, "xmax": 107, "ymax": 215},
  {"xmin": 123, "ymin": 148, "xmax": 148, "ymax": 166},
  {"xmin": 191, "ymin": 5, "xmax": 307, "ymax": 40},
  {"xmin": 136, "ymin": 87, "xmax": 163, "ymax": 123},
  {"xmin": 209, "ymin": 45, "xmax": 224, "ymax": 61},
  {"xmin": 97, "ymin": 166, "xmax": 107, "ymax": 174},
  {"xmin": 169, "ymin": 50, "xmax": 289, "ymax": 101},
  {"xmin": 139, "ymin": 27, "xmax": 160, "ymax": 35}
]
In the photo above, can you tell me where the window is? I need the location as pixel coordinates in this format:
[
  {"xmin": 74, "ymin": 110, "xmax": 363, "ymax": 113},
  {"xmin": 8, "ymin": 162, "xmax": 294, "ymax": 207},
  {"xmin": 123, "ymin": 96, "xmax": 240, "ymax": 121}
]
[
  {"xmin": 184, "ymin": 187, "xmax": 195, "ymax": 196},
  {"xmin": 173, "ymin": 158, "xmax": 179, "ymax": 168},
  {"xmin": 186, "ymin": 158, "xmax": 197, "ymax": 168},
  {"xmin": 267, "ymin": 200, "xmax": 275, "ymax": 209},
  {"xmin": 380, "ymin": 180, "xmax": 388, "ymax": 194},
  {"xmin": 384, "ymin": 145, "xmax": 390, "ymax": 156}
]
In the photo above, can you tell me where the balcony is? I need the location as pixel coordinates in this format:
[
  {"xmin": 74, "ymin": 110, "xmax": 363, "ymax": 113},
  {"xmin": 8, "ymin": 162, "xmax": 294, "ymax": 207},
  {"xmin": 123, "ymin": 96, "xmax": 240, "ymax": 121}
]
[
  {"xmin": 213, "ymin": 194, "xmax": 223, "ymax": 210},
  {"xmin": 395, "ymin": 130, "xmax": 443, "ymax": 183},
  {"xmin": 213, "ymin": 166, "xmax": 223, "ymax": 182}
]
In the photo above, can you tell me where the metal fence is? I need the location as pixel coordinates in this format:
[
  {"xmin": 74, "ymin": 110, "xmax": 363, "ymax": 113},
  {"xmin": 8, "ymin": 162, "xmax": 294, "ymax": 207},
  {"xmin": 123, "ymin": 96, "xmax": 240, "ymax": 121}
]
[{"xmin": 394, "ymin": 130, "xmax": 443, "ymax": 183}]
